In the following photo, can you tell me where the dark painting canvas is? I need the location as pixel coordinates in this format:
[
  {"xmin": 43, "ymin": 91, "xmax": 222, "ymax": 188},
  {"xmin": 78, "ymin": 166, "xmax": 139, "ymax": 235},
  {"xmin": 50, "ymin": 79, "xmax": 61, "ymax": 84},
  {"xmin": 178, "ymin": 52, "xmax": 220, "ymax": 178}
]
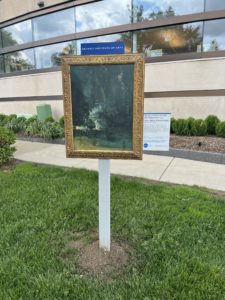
[{"xmin": 70, "ymin": 64, "xmax": 134, "ymax": 151}]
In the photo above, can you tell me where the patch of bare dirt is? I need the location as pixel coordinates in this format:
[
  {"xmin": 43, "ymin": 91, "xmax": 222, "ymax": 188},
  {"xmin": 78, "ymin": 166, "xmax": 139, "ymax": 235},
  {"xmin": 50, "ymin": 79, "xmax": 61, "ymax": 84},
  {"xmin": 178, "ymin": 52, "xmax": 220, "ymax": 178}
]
[
  {"xmin": 0, "ymin": 158, "xmax": 22, "ymax": 171},
  {"xmin": 63, "ymin": 234, "xmax": 130, "ymax": 280},
  {"xmin": 170, "ymin": 135, "xmax": 225, "ymax": 154}
]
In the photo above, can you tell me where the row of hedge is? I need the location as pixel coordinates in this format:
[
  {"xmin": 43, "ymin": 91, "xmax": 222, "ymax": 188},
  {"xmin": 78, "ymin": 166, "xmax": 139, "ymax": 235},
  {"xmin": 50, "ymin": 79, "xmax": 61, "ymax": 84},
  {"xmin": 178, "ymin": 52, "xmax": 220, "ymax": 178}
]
[
  {"xmin": 171, "ymin": 115, "xmax": 225, "ymax": 137},
  {"xmin": 0, "ymin": 114, "xmax": 65, "ymax": 140}
]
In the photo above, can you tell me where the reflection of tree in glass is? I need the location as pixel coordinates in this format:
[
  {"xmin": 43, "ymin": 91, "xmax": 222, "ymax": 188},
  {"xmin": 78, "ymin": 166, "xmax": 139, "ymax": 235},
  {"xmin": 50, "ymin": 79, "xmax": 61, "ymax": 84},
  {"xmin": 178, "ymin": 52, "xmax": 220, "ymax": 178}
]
[
  {"xmin": 135, "ymin": 7, "xmax": 201, "ymax": 55},
  {"xmin": 1, "ymin": 29, "xmax": 33, "ymax": 72},
  {"xmin": 208, "ymin": 40, "xmax": 219, "ymax": 51},
  {"xmin": 132, "ymin": 4, "xmax": 175, "ymax": 22},
  {"xmin": 1, "ymin": 29, "xmax": 18, "ymax": 47},
  {"xmin": 51, "ymin": 43, "xmax": 76, "ymax": 66}
]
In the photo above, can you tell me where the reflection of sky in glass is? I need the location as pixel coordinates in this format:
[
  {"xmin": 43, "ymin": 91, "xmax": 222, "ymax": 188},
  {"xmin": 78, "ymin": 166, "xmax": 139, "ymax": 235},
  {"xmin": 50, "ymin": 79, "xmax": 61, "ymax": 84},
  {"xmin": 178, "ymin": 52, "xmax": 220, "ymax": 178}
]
[
  {"xmin": 4, "ymin": 49, "xmax": 35, "ymax": 73},
  {"xmin": 76, "ymin": 33, "xmax": 131, "ymax": 54},
  {"xmin": 76, "ymin": 0, "xmax": 131, "ymax": 32},
  {"xmin": 133, "ymin": 0, "xmax": 204, "ymax": 20},
  {"xmin": 203, "ymin": 19, "xmax": 225, "ymax": 51},
  {"xmin": 205, "ymin": 0, "xmax": 225, "ymax": 11},
  {"xmin": 35, "ymin": 41, "xmax": 76, "ymax": 69},
  {"xmin": 33, "ymin": 8, "xmax": 75, "ymax": 41},
  {"xmin": 2, "ymin": 20, "xmax": 32, "ymax": 47}
]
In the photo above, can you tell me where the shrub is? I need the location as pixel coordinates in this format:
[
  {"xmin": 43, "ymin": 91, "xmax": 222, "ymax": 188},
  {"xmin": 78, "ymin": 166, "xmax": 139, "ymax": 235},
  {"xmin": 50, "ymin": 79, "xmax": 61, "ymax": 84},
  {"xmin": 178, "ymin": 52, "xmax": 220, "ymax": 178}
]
[
  {"xmin": 40, "ymin": 122, "xmax": 64, "ymax": 139},
  {"xmin": 59, "ymin": 116, "xmax": 64, "ymax": 128},
  {"xmin": 6, "ymin": 116, "xmax": 26, "ymax": 133},
  {"xmin": 187, "ymin": 117, "xmax": 195, "ymax": 133},
  {"xmin": 0, "ymin": 114, "xmax": 8, "ymax": 126},
  {"xmin": 25, "ymin": 115, "xmax": 38, "ymax": 126},
  {"xmin": 7, "ymin": 114, "xmax": 17, "ymax": 121},
  {"xmin": 205, "ymin": 115, "xmax": 220, "ymax": 135},
  {"xmin": 170, "ymin": 118, "xmax": 176, "ymax": 134},
  {"xmin": 0, "ymin": 127, "xmax": 16, "ymax": 166},
  {"xmin": 216, "ymin": 121, "xmax": 225, "ymax": 138},
  {"xmin": 25, "ymin": 120, "xmax": 42, "ymax": 137},
  {"xmin": 44, "ymin": 116, "xmax": 55, "ymax": 123},
  {"xmin": 173, "ymin": 119, "xmax": 190, "ymax": 136},
  {"xmin": 190, "ymin": 119, "xmax": 207, "ymax": 136}
]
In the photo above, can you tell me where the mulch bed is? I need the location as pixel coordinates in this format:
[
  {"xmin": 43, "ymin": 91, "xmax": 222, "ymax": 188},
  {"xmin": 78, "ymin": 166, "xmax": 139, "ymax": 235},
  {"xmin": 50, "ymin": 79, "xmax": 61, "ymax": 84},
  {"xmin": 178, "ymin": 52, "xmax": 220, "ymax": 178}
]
[{"xmin": 170, "ymin": 135, "xmax": 225, "ymax": 154}]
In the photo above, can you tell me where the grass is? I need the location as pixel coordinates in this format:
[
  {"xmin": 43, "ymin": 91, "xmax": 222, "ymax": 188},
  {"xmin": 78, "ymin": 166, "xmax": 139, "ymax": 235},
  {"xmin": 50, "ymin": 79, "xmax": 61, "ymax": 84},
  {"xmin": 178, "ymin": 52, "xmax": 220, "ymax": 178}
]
[{"xmin": 1, "ymin": 163, "xmax": 225, "ymax": 299}]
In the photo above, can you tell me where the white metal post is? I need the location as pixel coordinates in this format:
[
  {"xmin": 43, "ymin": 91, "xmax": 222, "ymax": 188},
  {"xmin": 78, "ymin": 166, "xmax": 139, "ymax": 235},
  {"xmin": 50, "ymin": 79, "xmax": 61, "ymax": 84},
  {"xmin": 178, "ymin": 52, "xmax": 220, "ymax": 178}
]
[{"xmin": 98, "ymin": 159, "xmax": 111, "ymax": 251}]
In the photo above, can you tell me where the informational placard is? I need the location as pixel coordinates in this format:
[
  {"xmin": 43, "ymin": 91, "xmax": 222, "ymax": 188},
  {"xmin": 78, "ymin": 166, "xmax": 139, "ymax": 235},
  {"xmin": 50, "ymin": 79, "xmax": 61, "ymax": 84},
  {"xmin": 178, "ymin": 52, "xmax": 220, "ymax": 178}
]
[
  {"xmin": 81, "ymin": 42, "xmax": 125, "ymax": 55},
  {"xmin": 143, "ymin": 113, "xmax": 171, "ymax": 151}
]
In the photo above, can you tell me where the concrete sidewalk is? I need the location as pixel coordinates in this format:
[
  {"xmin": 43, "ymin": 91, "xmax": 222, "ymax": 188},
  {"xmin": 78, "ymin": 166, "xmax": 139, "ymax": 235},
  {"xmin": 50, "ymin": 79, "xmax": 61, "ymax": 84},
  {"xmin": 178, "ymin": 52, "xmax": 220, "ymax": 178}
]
[{"xmin": 15, "ymin": 140, "xmax": 225, "ymax": 192}]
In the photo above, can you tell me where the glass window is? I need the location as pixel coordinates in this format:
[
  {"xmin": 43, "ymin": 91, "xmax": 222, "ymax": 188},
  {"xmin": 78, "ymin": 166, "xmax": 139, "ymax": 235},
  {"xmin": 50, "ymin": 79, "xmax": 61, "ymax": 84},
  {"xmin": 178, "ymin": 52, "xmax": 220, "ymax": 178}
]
[
  {"xmin": 33, "ymin": 8, "xmax": 75, "ymax": 41},
  {"xmin": 2, "ymin": 20, "xmax": 32, "ymax": 48},
  {"xmin": 0, "ymin": 56, "xmax": 4, "ymax": 74},
  {"xmin": 205, "ymin": 0, "xmax": 225, "ymax": 12},
  {"xmin": 76, "ymin": 0, "xmax": 131, "ymax": 32},
  {"xmin": 35, "ymin": 41, "xmax": 76, "ymax": 69},
  {"xmin": 203, "ymin": 19, "xmax": 225, "ymax": 52},
  {"xmin": 133, "ymin": 0, "xmax": 204, "ymax": 22},
  {"xmin": 0, "ymin": 31, "xmax": 2, "ymax": 48},
  {"xmin": 76, "ymin": 32, "xmax": 132, "ymax": 55},
  {"xmin": 135, "ymin": 22, "xmax": 203, "ymax": 57},
  {"xmin": 4, "ymin": 49, "xmax": 35, "ymax": 73}
]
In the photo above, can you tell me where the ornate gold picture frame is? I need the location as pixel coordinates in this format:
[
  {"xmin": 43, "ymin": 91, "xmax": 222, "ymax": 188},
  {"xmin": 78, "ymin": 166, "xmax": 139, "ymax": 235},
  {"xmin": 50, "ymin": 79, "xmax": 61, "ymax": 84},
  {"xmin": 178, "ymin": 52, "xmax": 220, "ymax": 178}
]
[{"xmin": 61, "ymin": 54, "xmax": 144, "ymax": 159}]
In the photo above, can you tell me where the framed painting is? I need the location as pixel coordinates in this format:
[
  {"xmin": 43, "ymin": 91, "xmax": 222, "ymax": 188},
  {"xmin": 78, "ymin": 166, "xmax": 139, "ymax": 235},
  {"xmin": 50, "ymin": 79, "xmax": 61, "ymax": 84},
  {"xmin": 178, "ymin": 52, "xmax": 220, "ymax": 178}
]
[{"xmin": 61, "ymin": 54, "xmax": 144, "ymax": 159}]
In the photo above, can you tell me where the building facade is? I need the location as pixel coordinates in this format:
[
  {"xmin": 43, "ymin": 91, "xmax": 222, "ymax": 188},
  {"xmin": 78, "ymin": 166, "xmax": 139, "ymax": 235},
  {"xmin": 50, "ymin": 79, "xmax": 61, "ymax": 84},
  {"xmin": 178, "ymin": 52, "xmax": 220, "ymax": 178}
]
[{"xmin": 0, "ymin": 0, "xmax": 225, "ymax": 119}]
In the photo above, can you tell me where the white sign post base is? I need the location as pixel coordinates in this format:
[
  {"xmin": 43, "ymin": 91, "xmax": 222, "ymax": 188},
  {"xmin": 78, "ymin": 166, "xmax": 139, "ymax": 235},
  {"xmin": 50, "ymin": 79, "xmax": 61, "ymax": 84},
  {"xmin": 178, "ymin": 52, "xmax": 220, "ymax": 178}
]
[{"xmin": 98, "ymin": 159, "xmax": 111, "ymax": 252}]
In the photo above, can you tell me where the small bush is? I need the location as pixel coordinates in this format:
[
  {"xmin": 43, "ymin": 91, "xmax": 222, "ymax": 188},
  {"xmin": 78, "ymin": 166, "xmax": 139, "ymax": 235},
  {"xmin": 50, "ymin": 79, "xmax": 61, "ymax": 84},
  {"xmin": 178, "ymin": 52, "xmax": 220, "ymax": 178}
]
[
  {"xmin": 216, "ymin": 121, "xmax": 225, "ymax": 138},
  {"xmin": 205, "ymin": 115, "xmax": 220, "ymax": 135},
  {"xmin": 59, "ymin": 116, "xmax": 64, "ymax": 128},
  {"xmin": 25, "ymin": 116, "xmax": 38, "ymax": 126},
  {"xmin": 40, "ymin": 122, "xmax": 64, "ymax": 139},
  {"xmin": 6, "ymin": 116, "xmax": 26, "ymax": 133},
  {"xmin": 190, "ymin": 119, "xmax": 207, "ymax": 136},
  {"xmin": 0, "ymin": 114, "xmax": 8, "ymax": 126},
  {"xmin": 0, "ymin": 127, "xmax": 16, "ymax": 166},
  {"xmin": 173, "ymin": 119, "xmax": 190, "ymax": 136},
  {"xmin": 25, "ymin": 120, "xmax": 42, "ymax": 137},
  {"xmin": 44, "ymin": 116, "xmax": 55, "ymax": 123}
]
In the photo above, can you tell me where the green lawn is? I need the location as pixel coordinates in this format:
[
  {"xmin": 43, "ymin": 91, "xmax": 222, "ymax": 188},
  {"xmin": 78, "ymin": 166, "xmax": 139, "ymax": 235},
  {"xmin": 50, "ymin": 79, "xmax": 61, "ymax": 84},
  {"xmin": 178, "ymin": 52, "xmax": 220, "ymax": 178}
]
[{"xmin": 1, "ymin": 163, "xmax": 225, "ymax": 299}]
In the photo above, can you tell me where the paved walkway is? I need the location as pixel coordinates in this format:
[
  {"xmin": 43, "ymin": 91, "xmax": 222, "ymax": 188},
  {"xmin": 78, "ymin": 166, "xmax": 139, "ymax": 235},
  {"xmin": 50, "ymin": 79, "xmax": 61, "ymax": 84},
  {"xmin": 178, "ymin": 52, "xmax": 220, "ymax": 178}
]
[{"xmin": 15, "ymin": 140, "xmax": 225, "ymax": 192}]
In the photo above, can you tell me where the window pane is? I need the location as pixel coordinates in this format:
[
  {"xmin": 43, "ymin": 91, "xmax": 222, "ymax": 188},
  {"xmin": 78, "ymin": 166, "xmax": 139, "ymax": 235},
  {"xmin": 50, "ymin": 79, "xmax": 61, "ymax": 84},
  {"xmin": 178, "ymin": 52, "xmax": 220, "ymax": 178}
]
[
  {"xmin": 76, "ymin": 0, "xmax": 131, "ymax": 32},
  {"xmin": 35, "ymin": 41, "xmax": 76, "ymax": 69},
  {"xmin": 33, "ymin": 8, "xmax": 75, "ymax": 41},
  {"xmin": 2, "ymin": 20, "xmax": 32, "ymax": 47},
  {"xmin": 135, "ymin": 22, "xmax": 203, "ymax": 56},
  {"xmin": 0, "ymin": 31, "xmax": 2, "ymax": 48},
  {"xmin": 205, "ymin": 0, "xmax": 225, "ymax": 12},
  {"xmin": 4, "ymin": 49, "xmax": 35, "ymax": 73},
  {"xmin": 133, "ymin": 0, "xmax": 204, "ymax": 21},
  {"xmin": 203, "ymin": 19, "xmax": 225, "ymax": 52},
  {"xmin": 0, "ymin": 56, "xmax": 4, "ymax": 73},
  {"xmin": 76, "ymin": 33, "xmax": 132, "ymax": 55}
]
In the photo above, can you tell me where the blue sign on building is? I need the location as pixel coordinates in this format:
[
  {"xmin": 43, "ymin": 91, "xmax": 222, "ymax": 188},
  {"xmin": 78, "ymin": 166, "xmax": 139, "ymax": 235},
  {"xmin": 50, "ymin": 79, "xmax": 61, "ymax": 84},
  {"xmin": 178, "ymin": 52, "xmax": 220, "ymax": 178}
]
[{"xmin": 81, "ymin": 42, "xmax": 125, "ymax": 55}]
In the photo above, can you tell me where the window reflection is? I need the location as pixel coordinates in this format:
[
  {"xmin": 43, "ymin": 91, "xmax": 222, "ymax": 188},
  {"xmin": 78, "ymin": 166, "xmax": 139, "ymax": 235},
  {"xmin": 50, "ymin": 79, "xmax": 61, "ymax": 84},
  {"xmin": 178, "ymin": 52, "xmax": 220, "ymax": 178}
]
[
  {"xmin": 135, "ymin": 22, "xmax": 203, "ymax": 56},
  {"xmin": 205, "ymin": 0, "xmax": 225, "ymax": 12},
  {"xmin": 76, "ymin": 0, "xmax": 131, "ymax": 32},
  {"xmin": 4, "ymin": 49, "xmax": 35, "ymax": 73},
  {"xmin": 35, "ymin": 41, "xmax": 76, "ymax": 69},
  {"xmin": 33, "ymin": 8, "xmax": 75, "ymax": 41},
  {"xmin": 0, "ymin": 56, "xmax": 4, "ymax": 73},
  {"xmin": 133, "ymin": 0, "xmax": 204, "ymax": 22},
  {"xmin": 203, "ymin": 19, "xmax": 225, "ymax": 52},
  {"xmin": 0, "ymin": 31, "xmax": 2, "ymax": 48},
  {"xmin": 76, "ymin": 33, "xmax": 132, "ymax": 55},
  {"xmin": 2, "ymin": 20, "xmax": 32, "ymax": 48}
]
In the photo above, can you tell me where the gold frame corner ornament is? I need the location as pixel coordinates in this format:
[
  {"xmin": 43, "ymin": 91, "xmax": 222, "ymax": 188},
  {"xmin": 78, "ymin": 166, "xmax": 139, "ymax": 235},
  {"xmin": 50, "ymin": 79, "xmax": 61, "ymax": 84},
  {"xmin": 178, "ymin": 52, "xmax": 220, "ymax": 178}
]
[{"xmin": 62, "ymin": 54, "xmax": 145, "ymax": 160}]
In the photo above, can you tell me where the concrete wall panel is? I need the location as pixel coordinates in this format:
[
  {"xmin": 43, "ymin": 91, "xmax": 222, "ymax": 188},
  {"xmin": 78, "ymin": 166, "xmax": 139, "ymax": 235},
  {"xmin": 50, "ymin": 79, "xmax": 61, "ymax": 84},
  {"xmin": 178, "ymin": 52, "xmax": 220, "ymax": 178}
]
[
  {"xmin": 144, "ymin": 97, "xmax": 225, "ymax": 120},
  {"xmin": 0, "ymin": 0, "xmax": 66, "ymax": 22},
  {"xmin": 0, "ymin": 100, "xmax": 64, "ymax": 119},
  {"xmin": 145, "ymin": 58, "xmax": 225, "ymax": 92}
]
